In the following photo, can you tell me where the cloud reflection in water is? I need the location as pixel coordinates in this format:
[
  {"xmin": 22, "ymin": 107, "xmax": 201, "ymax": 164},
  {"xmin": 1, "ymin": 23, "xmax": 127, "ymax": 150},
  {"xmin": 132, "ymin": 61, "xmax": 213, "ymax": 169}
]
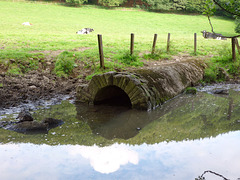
[
  {"xmin": 68, "ymin": 144, "xmax": 139, "ymax": 174},
  {"xmin": 0, "ymin": 131, "xmax": 240, "ymax": 180}
]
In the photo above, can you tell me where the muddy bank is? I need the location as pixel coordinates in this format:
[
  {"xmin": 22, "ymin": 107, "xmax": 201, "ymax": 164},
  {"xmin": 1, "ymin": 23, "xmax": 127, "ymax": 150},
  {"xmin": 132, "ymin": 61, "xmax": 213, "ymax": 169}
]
[{"xmin": 0, "ymin": 71, "xmax": 84, "ymax": 109}]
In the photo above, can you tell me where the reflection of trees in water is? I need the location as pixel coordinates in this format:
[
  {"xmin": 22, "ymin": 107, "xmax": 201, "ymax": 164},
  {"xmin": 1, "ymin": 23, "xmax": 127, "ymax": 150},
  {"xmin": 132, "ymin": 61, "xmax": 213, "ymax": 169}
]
[
  {"xmin": 128, "ymin": 91, "xmax": 240, "ymax": 144},
  {"xmin": 0, "ymin": 90, "xmax": 240, "ymax": 146},
  {"xmin": 227, "ymin": 98, "xmax": 234, "ymax": 120},
  {"xmin": 75, "ymin": 90, "xmax": 240, "ymax": 143}
]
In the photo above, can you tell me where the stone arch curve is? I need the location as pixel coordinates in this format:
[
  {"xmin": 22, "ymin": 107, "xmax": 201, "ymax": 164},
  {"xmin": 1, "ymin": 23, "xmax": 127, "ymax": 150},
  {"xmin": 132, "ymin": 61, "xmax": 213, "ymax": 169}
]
[
  {"xmin": 77, "ymin": 71, "xmax": 154, "ymax": 110},
  {"xmin": 89, "ymin": 72, "xmax": 153, "ymax": 110}
]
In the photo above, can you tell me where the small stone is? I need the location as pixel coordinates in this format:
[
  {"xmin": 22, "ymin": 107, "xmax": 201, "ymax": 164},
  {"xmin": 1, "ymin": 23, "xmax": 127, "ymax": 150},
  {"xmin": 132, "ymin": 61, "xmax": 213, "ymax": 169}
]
[
  {"xmin": 213, "ymin": 89, "xmax": 229, "ymax": 95},
  {"xmin": 29, "ymin": 85, "xmax": 37, "ymax": 90},
  {"xmin": 17, "ymin": 110, "xmax": 33, "ymax": 122},
  {"xmin": 185, "ymin": 87, "xmax": 197, "ymax": 94}
]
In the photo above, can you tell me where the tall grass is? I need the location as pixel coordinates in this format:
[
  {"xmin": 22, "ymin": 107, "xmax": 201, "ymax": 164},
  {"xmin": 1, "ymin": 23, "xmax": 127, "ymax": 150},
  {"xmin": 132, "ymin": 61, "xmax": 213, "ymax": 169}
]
[{"xmin": 0, "ymin": 0, "xmax": 238, "ymax": 76}]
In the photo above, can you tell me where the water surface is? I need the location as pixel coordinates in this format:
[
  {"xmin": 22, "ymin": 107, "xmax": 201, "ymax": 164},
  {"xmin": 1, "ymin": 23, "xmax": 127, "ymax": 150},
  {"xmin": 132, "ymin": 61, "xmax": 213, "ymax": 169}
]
[{"xmin": 0, "ymin": 85, "xmax": 240, "ymax": 180}]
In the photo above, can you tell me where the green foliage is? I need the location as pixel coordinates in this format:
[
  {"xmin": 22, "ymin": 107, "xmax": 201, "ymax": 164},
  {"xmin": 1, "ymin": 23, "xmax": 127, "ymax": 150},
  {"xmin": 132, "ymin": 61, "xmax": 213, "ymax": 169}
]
[
  {"xmin": 213, "ymin": 0, "xmax": 240, "ymax": 17},
  {"xmin": 119, "ymin": 52, "xmax": 143, "ymax": 66},
  {"xmin": 85, "ymin": 61, "xmax": 123, "ymax": 80},
  {"xmin": 203, "ymin": 0, "xmax": 216, "ymax": 17},
  {"xmin": 227, "ymin": 61, "xmax": 240, "ymax": 76},
  {"xmin": 203, "ymin": 65, "xmax": 218, "ymax": 83},
  {"xmin": 203, "ymin": 0, "xmax": 240, "ymax": 33},
  {"xmin": 235, "ymin": 18, "xmax": 240, "ymax": 33},
  {"xmin": 203, "ymin": 45, "xmax": 240, "ymax": 83},
  {"xmin": 172, "ymin": 0, "xmax": 187, "ymax": 11},
  {"xmin": 144, "ymin": 0, "xmax": 206, "ymax": 12},
  {"xmin": 144, "ymin": 0, "xmax": 172, "ymax": 11},
  {"xmin": 98, "ymin": 0, "xmax": 127, "ymax": 6},
  {"xmin": 211, "ymin": 46, "xmax": 240, "ymax": 75},
  {"xmin": 54, "ymin": 51, "xmax": 76, "ymax": 77},
  {"xmin": 66, "ymin": 0, "xmax": 88, "ymax": 6},
  {"xmin": 185, "ymin": 0, "xmax": 205, "ymax": 13},
  {"xmin": 7, "ymin": 66, "xmax": 22, "ymax": 75},
  {"xmin": 185, "ymin": 87, "xmax": 197, "ymax": 94}
]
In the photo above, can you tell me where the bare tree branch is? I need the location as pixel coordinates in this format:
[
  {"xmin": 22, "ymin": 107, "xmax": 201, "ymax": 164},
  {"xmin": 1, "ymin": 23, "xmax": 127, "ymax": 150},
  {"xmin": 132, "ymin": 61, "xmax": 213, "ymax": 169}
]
[
  {"xmin": 199, "ymin": 170, "xmax": 230, "ymax": 180},
  {"xmin": 212, "ymin": 0, "xmax": 240, "ymax": 17},
  {"xmin": 207, "ymin": 15, "xmax": 215, "ymax": 33},
  {"xmin": 224, "ymin": 34, "xmax": 240, "ymax": 38}
]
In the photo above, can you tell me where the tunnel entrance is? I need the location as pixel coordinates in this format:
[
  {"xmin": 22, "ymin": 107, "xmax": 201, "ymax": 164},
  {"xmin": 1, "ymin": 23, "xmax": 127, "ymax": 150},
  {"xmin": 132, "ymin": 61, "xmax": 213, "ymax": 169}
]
[{"xmin": 93, "ymin": 86, "xmax": 132, "ymax": 107}]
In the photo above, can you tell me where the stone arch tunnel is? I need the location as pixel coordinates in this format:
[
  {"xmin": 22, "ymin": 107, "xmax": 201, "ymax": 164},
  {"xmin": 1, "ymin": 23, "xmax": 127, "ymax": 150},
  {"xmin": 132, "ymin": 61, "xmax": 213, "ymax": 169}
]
[
  {"xmin": 76, "ymin": 60, "xmax": 206, "ymax": 110},
  {"xmin": 93, "ymin": 85, "xmax": 132, "ymax": 107}
]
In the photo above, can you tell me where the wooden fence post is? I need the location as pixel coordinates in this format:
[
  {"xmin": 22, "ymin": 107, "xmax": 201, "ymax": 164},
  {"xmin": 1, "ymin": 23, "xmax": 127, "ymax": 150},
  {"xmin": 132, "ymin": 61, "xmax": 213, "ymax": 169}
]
[
  {"xmin": 235, "ymin": 38, "xmax": 240, "ymax": 55},
  {"xmin": 232, "ymin": 37, "xmax": 236, "ymax": 62},
  {"xmin": 167, "ymin": 33, "xmax": 170, "ymax": 52},
  {"xmin": 97, "ymin": 34, "xmax": 104, "ymax": 68},
  {"xmin": 194, "ymin": 33, "xmax": 197, "ymax": 55},
  {"xmin": 152, "ymin": 34, "xmax": 158, "ymax": 54},
  {"xmin": 130, "ymin": 33, "xmax": 134, "ymax": 55}
]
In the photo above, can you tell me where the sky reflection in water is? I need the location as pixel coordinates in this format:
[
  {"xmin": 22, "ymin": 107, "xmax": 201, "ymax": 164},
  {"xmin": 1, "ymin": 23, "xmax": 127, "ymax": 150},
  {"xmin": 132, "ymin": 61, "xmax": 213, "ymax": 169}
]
[
  {"xmin": 1, "ymin": 86, "xmax": 240, "ymax": 180},
  {"xmin": 1, "ymin": 131, "xmax": 240, "ymax": 180}
]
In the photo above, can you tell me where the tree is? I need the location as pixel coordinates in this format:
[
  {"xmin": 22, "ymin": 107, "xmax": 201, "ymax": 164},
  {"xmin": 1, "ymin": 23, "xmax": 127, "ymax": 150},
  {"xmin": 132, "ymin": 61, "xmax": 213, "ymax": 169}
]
[
  {"xmin": 204, "ymin": 0, "xmax": 240, "ymax": 61},
  {"xmin": 212, "ymin": 0, "xmax": 240, "ymax": 17}
]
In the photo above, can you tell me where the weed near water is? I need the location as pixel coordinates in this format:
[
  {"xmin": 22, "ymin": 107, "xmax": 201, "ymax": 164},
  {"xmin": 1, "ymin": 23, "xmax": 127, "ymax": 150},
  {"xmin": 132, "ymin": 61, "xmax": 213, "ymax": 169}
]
[
  {"xmin": 203, "ymin": 45, "xmax": 240, "ymax": 83},
  {"xmin": 118, "ymin": 52, "xmax": 143, "ymax": 66},
  {"xmin": 54, "ymin": 51, "xmax": 76, "ymax": 77},
  {"xmin": 1, "ymin": 51, "xmax": 45, "ymax": 75}
]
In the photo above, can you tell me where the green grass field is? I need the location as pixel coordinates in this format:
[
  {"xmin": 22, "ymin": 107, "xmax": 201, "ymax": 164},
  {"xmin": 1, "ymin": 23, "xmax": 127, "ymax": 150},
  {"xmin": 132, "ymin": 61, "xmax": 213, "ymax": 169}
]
[{"xmin": 0, "ymin": 0, "xmax": 238, "ymax": 77}]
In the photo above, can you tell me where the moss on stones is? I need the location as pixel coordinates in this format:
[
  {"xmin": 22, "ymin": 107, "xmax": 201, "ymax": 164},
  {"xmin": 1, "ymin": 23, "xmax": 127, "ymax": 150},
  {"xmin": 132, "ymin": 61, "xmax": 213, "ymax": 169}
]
[{"xmin": 76, "ymin": 60, "xmax": 205, "ymax": 110}]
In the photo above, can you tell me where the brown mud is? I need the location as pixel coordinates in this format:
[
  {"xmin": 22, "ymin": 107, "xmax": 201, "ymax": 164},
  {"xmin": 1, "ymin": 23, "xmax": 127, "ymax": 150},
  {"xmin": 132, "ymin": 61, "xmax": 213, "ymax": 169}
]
[{"xmin": 0, "ymin": 71, "xmax": 85, "ymax": 109}]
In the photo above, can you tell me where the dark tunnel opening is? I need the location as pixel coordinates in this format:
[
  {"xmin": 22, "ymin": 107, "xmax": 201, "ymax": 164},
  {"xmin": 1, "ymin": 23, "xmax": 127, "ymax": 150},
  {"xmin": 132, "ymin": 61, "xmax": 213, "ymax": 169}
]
[{"xmin": 93, "ymin": 86, "xmax": 132, "ymax": 108}]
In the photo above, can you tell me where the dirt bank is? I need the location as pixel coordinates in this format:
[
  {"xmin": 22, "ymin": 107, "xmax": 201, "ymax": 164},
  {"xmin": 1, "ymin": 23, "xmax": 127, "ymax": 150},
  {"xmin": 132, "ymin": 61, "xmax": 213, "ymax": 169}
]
[{"xmin": 0, "ymin": 71, "xmax": 85, "ymax": 109}]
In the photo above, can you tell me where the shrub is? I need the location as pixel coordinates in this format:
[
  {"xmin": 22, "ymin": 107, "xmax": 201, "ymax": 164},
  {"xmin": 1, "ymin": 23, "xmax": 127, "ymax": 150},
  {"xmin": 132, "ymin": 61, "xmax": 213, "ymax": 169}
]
[
  {"xmin": 203, "ymin": 65, "xmax": 218, "ymax": 83},
  {"xmin": 203, "ymin": 45, "xmax": 240, "ymax": 83},
  {"xmin": 172, "ymin": 0, "xmax": 187, "ymax": 11},
  {"xmin": 98, "ymin": 0, "xmax": 127, "ymax": 6},
  {"xmin": 54, "ymin": 51, "xmax": 75, "ymax": 77},
  {"xmin": 66, "ymin": 0, "xmax": 88, "ymax": 6},
  {"xmin": 144, "ymin": 0, "xmax": 205, "ymax": 12},
  {"xmin": 144, "ymin": 0, "xmax": 172, "ymax": 11},
  {"xmin": 185, "ymin": 0, "xmax": 205, "ymax": 13},
  {"xmin": 119, "ymin": 52, "xmax": 143, "ymax": 66}
]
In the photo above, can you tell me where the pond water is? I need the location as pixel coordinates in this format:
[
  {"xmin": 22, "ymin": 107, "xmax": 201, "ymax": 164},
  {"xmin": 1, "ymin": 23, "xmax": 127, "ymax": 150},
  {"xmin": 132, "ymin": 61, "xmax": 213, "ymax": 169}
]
[{"xmin": 0, "ymin": 84, "xmax": 240, "ymax": 180}]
